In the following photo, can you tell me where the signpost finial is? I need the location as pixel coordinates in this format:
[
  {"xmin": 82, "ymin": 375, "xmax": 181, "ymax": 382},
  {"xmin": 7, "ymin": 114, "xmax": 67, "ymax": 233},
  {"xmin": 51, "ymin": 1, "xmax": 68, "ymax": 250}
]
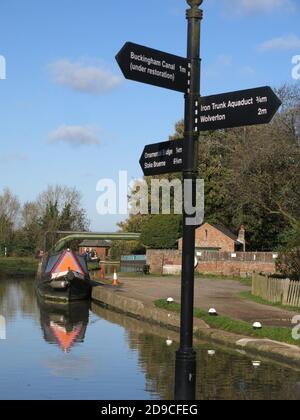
[{"xmin": 186, "ymin": 0, "xmax": 203, "ymax": 8}]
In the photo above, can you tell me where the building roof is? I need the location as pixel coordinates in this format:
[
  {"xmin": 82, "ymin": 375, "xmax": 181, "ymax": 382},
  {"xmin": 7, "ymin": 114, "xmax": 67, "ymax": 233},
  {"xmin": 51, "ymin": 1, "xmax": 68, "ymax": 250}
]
[
  {"xmin": 180, "ymin": 223, "xmax": 241, "ymax": 244},
  {"xmin": 210, "ymin": 224, "xmax": 239, "ymax": 242},
  {"xmin": 79, "ymin": 240, "xmax": 110, "ymax": 248}
]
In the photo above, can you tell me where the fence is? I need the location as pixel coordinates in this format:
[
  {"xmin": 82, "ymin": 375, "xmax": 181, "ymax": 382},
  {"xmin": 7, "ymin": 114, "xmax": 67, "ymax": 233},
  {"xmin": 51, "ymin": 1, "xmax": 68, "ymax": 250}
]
[
  {"xmin": 198, "ymin": 251, "xmax": 278, "ymax": 263},
  {"xmin": 252, "ymin": 273, "xmax": 300, "ymax": 307}
]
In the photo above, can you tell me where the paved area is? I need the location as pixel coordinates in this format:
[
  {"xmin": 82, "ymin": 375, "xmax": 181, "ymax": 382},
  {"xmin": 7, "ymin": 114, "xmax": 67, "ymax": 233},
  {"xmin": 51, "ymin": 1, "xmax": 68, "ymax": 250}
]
[{"xmin": 107, "ymin": 276, "xmax": 299, "ymax": 328}]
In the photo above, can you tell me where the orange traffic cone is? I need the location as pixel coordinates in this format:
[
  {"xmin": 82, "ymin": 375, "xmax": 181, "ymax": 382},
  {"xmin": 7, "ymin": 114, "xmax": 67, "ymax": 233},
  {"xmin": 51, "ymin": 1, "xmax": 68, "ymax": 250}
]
[
  {"xmin": 99, "ymin": 266, "xmax": 105, "ymax": 280},
  {"xmin": 112, "ymin": 270, "xmax": 119, "ymax": 286}
]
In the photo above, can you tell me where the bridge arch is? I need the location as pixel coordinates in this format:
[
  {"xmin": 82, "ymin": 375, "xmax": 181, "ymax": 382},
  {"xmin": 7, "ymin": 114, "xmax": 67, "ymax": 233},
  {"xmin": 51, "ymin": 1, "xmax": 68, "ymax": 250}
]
[{"xmin": 53, "ymin": 232, "xmax": 141, "ymax": 253}]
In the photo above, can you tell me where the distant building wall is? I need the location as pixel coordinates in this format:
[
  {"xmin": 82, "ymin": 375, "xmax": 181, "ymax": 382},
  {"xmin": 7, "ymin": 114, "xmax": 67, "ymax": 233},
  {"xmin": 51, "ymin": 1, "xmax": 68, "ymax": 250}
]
[
  {"xmin": 146, "ymin": 250, "xmax": 181, "ymax": 274},
  {"xmin": 146, "ymin": 249, "xmax": 278, "ymax": 276},
  {"xmin": 178, "ymin": 223, "xmax": 237, "ymax": 253}
]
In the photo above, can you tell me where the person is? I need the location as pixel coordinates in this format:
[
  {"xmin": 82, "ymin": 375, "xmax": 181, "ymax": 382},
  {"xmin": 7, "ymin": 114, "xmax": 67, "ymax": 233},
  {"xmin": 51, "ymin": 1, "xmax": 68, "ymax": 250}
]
[
  {"xmin": 39, "ymin": 250, "xmax": 45, "ymax": 259},
  {"xmin": 84, "ymin": 248, "xmax": 90, "ymax": 262}
]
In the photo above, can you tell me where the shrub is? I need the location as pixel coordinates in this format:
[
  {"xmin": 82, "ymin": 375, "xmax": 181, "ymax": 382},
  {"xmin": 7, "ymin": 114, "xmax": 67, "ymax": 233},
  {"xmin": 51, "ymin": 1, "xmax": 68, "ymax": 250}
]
[
  {"xmin": 140, "ymin": 215, "xmax": 181, "ymax": 249},
  {"xmin": 277, "ymin": 248, "xmax": 300, "ymax": 280}
]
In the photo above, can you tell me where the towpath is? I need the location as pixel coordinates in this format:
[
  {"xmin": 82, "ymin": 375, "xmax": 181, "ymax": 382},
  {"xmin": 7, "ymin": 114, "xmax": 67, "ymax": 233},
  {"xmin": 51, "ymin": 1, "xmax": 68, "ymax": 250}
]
[{"xmin": 98, "ymin": 275, "xmax": 299, "ymax": 328}]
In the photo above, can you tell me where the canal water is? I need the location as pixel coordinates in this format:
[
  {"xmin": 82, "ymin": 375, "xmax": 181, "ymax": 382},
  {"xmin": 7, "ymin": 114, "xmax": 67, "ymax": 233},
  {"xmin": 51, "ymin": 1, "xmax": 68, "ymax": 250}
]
[{"xmin": 1, "ymin": 278, "xmax": 300, "ymax": 400}]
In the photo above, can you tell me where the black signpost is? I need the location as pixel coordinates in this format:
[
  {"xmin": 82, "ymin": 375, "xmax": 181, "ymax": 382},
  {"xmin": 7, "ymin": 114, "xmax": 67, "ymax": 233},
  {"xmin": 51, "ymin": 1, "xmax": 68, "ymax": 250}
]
[
  {"xmin": 139, "ymin": 139, "xmax": 183, "ymax": 176},
  {"xmin": 199, "ymin": 86, "xmax": 282, "ymax": 131},
  {"xmin": 116, "ymin": 0, "xmax": 282, "ymax": 402},
  {"xmin": 174, "ymin": 0, "xmax": 202, "ymax": 402},
  {"xmin": 116, "ymin": 42, "xmax": 191, "ymax": 93}
]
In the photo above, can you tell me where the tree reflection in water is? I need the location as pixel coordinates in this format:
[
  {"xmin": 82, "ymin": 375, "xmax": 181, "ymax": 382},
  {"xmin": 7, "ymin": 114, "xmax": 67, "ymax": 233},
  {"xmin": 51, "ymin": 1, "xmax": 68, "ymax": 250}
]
[
  {"xmin": 92, "ymin": 302, "xmax": 300, "ymax": 401},
  {"xmin": 1, "ymin": 280, "xmax": 300, "ymax": 400},
  {"xmin": 0, "ymin": 278, "xmax": 38, "ymax": 320}
]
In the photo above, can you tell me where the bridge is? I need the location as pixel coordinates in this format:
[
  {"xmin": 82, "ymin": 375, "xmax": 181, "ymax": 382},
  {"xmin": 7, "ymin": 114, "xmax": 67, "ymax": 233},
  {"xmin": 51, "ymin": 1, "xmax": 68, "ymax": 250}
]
[{"xmin": 52, "ymin": 231, "xmax": 141, "ymax": 253}]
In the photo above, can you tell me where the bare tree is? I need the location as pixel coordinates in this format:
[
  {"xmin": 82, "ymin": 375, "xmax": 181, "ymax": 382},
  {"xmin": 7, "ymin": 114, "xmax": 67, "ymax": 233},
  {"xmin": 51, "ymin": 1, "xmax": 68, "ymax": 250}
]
[
  {"xmin": 21, "ymin": 202, "xmax": 40, "ymax": 228},
  {"xmin": 0, "ymin": 188, "xmax": 20, "ymax": 247},
  {"xmin": 37, "ymin": 185, "xmax": 82, "ymax": 216},
  {"xmin": 274, "ymin": 84, "xmax": 300, "ymax": 142},
  {"xmin": 37, "ymin": 185, "xmax": 89, "ymax": 247}
]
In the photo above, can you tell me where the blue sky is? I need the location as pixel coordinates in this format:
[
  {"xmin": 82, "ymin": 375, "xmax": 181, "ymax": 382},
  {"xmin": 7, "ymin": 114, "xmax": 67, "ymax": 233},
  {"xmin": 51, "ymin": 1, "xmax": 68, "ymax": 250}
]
[{"xmin": 0, "ymin": 0, "xmax": 299, "ymax": 231}]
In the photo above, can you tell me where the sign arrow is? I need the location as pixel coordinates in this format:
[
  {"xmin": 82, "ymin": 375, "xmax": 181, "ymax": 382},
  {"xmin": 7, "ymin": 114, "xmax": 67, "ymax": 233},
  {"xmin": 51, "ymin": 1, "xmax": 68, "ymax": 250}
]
[
  {"xmin": 198, "ymin": 86, "xmax": 282, "ymax": 131},
  {"xmin": 116, "ymin": 42, "xmax": 191, "ymax": 93},
  {"xmin": 140, "ymin": 139, "xmax": 184, "ymax": 176}
]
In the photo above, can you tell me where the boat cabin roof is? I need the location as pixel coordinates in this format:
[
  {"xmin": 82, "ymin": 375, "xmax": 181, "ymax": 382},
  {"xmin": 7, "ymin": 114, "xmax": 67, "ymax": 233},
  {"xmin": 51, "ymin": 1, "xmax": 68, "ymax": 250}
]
[{"xmin": 45, "ymin": 250, "xmax": 88, "ymax": 275}]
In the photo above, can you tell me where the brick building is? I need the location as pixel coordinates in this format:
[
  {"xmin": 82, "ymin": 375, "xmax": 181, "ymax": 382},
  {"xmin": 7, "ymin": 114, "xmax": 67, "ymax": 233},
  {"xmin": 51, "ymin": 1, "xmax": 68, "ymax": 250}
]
[
  {"xmin": 147, "ymin": 224, "xmax": 278, "ymax": 276},
  {"xmin": 79, "ymin": 240, "xmax": 110, "ymax": 260},
  {"xmin": 178, "ymin": 223, "xmax": 246, "ymax": 253}
]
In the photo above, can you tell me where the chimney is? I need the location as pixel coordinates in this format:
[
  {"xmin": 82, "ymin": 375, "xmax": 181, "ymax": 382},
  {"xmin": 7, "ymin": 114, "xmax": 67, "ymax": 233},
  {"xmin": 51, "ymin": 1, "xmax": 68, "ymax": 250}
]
[{"xmin": 238, "ymin": 224, "xmax": 246, "ymax": 252}]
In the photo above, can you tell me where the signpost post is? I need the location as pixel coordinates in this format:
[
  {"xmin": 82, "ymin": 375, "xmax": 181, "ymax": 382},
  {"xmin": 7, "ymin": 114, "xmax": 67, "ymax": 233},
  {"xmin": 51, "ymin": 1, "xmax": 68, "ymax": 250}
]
[
  {"xmin": 116, "ymin": 0, "xmax": 203, "ymax": 401},
  {"xmin": 174, "ymin": 0, "xmax": 202, "ymax": 401},
  {"xmin": 116, "ymin": 0, "xmax": 282, "ymax": 402}
]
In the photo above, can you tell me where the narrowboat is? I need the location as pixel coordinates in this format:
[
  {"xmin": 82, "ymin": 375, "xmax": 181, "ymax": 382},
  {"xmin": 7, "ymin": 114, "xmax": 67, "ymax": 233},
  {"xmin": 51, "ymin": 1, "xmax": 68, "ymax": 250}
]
[{"xmin": 36, "ymin": 249, "xmax": 92, "ymax": 302}]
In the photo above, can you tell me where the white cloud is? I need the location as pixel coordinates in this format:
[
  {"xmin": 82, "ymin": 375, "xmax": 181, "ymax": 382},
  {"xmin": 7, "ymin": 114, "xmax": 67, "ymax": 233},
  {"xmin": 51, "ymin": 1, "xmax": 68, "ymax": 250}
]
[
  {"xmin": 203, "ymin": 54, "xmax": 256, "ymax": 83},
  {"xmin": 49, "ymin": 59, "xmax": 122, "ymax": 94},
  {"xmin": 217, "ymin": 54, "xmax": 233, "ymax": 67},
  {"xmin": 48, "ymin": 125, "xmax": 101, "ymax": 147},
  {"xmin": 0, "ymin": 153, "xmax": 28, "ymax": 165},
  {"xmin": 239, "ymin": 65, "xmax": 256, "ymax": 77},
  {"xmin": 258, "ymin": 35, "xmax": 300, "ymax": 52},
  {"xmin": 203, "ymin": 54, "xmax": 233, "ymax": 79},
  {"xmin": 224, "ymin": 0, "xmax": 294, "ymax": 15}
]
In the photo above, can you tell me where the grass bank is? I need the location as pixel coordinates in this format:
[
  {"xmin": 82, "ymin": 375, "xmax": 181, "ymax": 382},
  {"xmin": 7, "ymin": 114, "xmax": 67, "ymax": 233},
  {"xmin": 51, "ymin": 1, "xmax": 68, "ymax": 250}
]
[
  {"xmin": 155, "ymin": 299, "xmax": 300, "ymax": 347},
  {"xmin": 96, "ymin": 271, "xmax": 252, "ymax": 284},
  {"xmin": 196, "ymin": 272, "xmax": 252, "ymax": 286},
  {"xmin": 240, "ymin": 291, "xmax": 300, "ymax": 314},
  {"xmin": 0, "ymin": 257, "xmax": 38, "ymax": 278}
]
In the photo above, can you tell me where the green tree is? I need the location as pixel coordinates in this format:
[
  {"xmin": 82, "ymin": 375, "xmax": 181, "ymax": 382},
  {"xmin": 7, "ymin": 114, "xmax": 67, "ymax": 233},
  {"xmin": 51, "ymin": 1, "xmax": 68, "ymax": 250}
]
[
  {"xmin": 7, "ymin": 186, "xmax": 89, "ymax": 256},
  {"xmin": 13, "ymin": 202, "xmax": 42, "ymax": 256},
  {"xmin": 110, "ymin": 213, "xmax": 147, "ymax": 260},
  {"xmin": 140, "ymin": 215, "xmax": 181, "ymax": 249},
  {"xmin": 225, "ymin": 98, "xmax": 300, "ymax": 250},
  {"xmin": 107, "ymin": 84, "xmax": 300, "ymax": 253}
]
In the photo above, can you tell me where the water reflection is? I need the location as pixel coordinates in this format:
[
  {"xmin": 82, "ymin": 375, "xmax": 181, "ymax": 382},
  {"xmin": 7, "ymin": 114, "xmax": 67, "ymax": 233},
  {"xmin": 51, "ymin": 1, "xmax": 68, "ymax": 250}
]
[
  {"xmin": 38, "ymin": 299, "xmax": 89, "ymax": 353},
  {"xmin": 92, "ymin": 302, "xmax": 300, "ymax": 401},
  {"xmin": 0, "ymin": 278, "xmax": 38, "ymax": 320},
  {"xmin": 1, "ymin": 278, "xmax": 300, "ymax": 400}
]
